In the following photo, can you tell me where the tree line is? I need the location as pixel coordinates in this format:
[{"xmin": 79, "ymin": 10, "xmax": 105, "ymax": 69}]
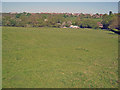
[{"xmin": 2, "ymin": 11, "xmax": 119, "ymax": 30}]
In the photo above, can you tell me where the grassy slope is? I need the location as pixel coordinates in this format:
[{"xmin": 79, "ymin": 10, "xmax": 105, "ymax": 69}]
[{"xmin": 2, "ymin": 27, "xmax": 118, "ymax": 88}]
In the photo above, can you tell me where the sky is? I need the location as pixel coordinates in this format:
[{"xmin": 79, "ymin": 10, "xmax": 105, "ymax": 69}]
[
  {"xmin": 1, "ymin": 0, "xmax": 120, "ymax": 2},
  {"xmin": 2, "ymin": 2, "xmax": 118, "ymax": 14}
]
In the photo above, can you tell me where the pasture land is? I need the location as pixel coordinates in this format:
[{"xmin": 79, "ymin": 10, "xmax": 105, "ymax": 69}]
[{"xmin": 2, "ymin": 27, "xmax": 118, "ymax": 88}]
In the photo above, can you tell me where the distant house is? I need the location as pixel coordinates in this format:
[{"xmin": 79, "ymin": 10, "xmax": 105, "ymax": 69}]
[
  {"xmin": 44, "ymin": 19, "xmax": 48, "ymax": 22},
  {"xmin": 70, "ymin": 25, "xmax": 80, "ymax": 29},
  {"xmin": 100, "ymin": 14, "xmax": 103, "ymax": 17},
  {"xmin": 92, "ymin": 14, "xmax": 100, "ymax": 18},
  {"xmin": 10, "ymin": 12, "xmax": 17, "ymax": 14},
  {"xmin": 63, "ymin": 26, "xmax": 67, "ymax": 28},
  {"xmin": 31, "ymin": 13, "xmax": 36, "ymax": 15},
  {"xmin": 97, "ymin": 22, "xmax": 103, "ymax": 28}
]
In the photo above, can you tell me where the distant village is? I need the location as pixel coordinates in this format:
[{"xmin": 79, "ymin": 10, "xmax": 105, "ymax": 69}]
[
  {"xmin": 2, "ymin": 11, "xmax": 118, "ymax": 31},
  {"xmin": 9, "ymin": 12, "xmax": 104, "ymax": 18},
  {"xmin": 7, "ymin": 12, "xmax": 105, "ymax": 28}
]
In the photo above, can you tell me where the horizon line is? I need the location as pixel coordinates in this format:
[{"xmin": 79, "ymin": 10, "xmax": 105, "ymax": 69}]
[{"xmin": 2, "ymin": 11, "xmax": 117, "ymax": 14}]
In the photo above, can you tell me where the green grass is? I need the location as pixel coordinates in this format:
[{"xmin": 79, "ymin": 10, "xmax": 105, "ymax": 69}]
[{"xmin": 2, "ymin": 27, "xmax": 118, "ymax": 88}]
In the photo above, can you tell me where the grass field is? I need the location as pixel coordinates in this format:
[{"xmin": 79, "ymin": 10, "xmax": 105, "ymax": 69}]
[{"xmin": 2, "ymin": 27, "xmax": 118, "ymax": 88}]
